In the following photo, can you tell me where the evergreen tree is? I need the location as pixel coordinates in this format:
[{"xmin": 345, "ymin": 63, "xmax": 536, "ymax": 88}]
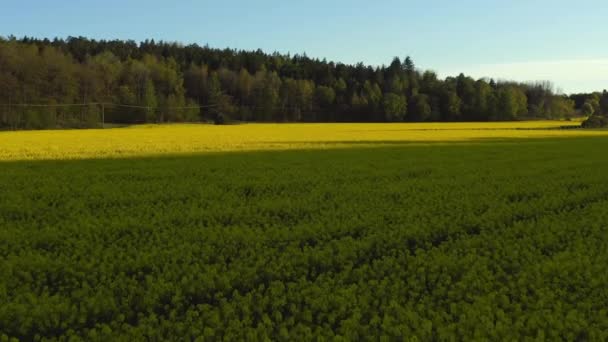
[{"xmin": 0, "ymin": 36, "xmax": 595, "ymax": 128}]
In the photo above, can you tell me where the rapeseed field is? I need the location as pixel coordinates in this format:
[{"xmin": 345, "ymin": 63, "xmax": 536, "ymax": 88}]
[
  {"xmin": 2, "ymin": 123, "xmax": 608, "ymax": 340},
  {"xmin": 0, "ymin": 121, "xmax": 604, "ymax": 161}
]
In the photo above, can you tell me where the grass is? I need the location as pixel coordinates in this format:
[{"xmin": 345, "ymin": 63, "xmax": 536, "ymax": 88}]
[
  {"xmin": 2, "ymin": 123, "xmax": 608, "ymax": 340},
  {"xmin": 1, "ymin": 121, "xmax": 606, "ymax": 161}
]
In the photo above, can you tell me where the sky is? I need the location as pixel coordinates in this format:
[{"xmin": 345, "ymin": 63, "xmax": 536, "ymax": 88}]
[{"xmin": 1, "ymin": 0, "xmax": 607, "ymax": 94}]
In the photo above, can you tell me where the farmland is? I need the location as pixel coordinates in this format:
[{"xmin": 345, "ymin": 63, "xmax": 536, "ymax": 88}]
[
  {"xmin": 2, "ymin": 123, "xmax": 608, "ymax": 340},
  {"xmin": 0, "ymin": 120, "xmax": 602, "ymax": 161}
]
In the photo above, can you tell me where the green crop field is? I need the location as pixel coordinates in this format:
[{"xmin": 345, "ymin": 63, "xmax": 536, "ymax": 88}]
[{"xmin": 1, "ymin": 125, "xmax": 608, "ymax": 340}]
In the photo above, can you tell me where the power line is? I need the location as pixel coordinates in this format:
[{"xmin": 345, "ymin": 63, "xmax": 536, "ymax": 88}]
[
  {"xmin": 0, "ymin": 103, "xmax": 330, "ymax": 116},
  {"xmin": 1, "ymin": 103, "xmax": 94, "ymax": 107},
  {"xmin": 0, "ymin": 102, "xmax": 223, "ymax": 129},
  {"xmin": 0, "ymin": 102, "xmax": 220, "ymax": 110}
]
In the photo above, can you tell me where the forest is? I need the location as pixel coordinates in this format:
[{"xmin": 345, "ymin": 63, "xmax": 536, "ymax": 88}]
[{"xmin": 1, "ymin": 36, "xmax": 607, "ymax": 129}]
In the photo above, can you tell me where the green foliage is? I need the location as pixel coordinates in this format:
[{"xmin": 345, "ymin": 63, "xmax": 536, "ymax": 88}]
[
  {"xmin": 440, "ymin": 90, "xmax": 462, "ymax": 121},
  {"xmin": 0, "ymin": 36, "xmax": 593, "ymax": 129},
  {"xmin": 494, "ymin": 86, "xmax": 528, "ymax": 120},
  {"xmin": 582, "ymin": 114, "xmax": 608, "ymax": 128},
  {"xmin": 408, "ymin": 94, "xmax": 432, "ymax": 121},
  {"xmin": 252, "ymin": 69, "xmax": 281, "ymax": 121},
  {"xmin": 582, "ymin": 102, "xmax": 595, "ymax": 116},
  {"xmin": 143, "ymin": 80, "xmax": 157, "ymax": 122},
  {"xmin": 3, "ymin": 138, "xmax": 608, "ymax": 339},
  {"xmin": 547, "ymin": 96, "xmax": 575, "ymax": 119},
  {"xmin": 382, "ymin": 93, "xmax": 407, "ymax": 122}
]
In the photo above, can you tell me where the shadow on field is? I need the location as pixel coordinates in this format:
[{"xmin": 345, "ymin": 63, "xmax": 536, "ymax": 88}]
[
  {"xmin": 342, "ymin": 127, "xmax": 584, "ymax": 132},
  {"xmin": 0, "ymin": 136, "xmax": 606, "ymax": 168},
  {"xmin": 254, "ymin": 135, "xmax": 602, "ymax": 148}
]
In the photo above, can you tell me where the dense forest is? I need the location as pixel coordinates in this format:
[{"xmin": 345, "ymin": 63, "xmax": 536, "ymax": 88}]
[{"xmin": 0, "ymin": 36, "xmax": 607, "ymax": 129}]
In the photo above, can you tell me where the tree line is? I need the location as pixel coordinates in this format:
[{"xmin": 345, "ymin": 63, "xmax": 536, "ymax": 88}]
[
  {"xmin": 0, "ymin": 36, "xmax": 604, "ymax": 129},
  {"xmin": 572, "ymin": 92, "xmax": 608, "ymax": 128}
]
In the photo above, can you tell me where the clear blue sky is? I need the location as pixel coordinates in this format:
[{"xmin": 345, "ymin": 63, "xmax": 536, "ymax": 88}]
[{"xmin": 1, "ymin": 0, "xmax": 607, "ymax": 93}]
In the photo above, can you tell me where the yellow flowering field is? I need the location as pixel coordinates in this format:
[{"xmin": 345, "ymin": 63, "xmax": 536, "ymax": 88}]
[{"xmin": 0, "ymin": 121, "xmax": 606, "ymax": 161}]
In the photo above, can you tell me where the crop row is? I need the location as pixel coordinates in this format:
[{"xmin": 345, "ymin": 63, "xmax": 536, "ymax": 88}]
[{"xmin": 1, "ymin": 138, "xmax": 608, "ymax": 340}]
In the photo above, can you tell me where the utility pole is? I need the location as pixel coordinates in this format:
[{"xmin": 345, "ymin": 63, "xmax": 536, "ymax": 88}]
[{"xmin": 8, "ymin": 96, "xmax": 12, "ymax": 130}]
